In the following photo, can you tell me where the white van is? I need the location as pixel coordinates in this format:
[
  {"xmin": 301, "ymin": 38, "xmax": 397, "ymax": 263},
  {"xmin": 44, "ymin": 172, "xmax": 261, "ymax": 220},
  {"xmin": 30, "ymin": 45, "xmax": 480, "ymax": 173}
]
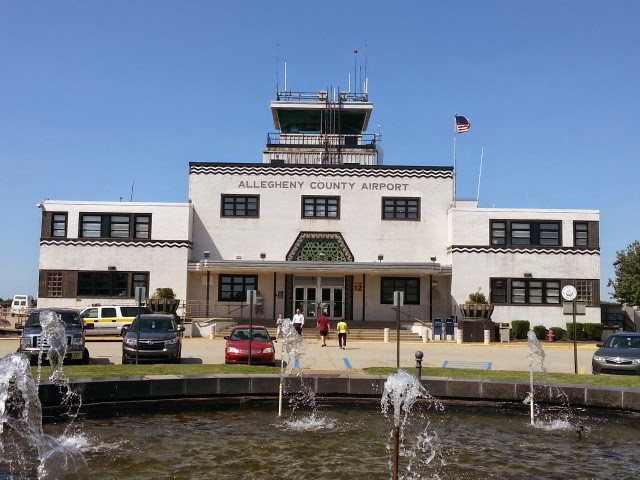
[
  {"xmin": 11, "ymin": 295, "xmax": 34, "ymax": 316},
  {"xmin": 79, "ymin": 305, "xmax": 152, "ymax": 336}
]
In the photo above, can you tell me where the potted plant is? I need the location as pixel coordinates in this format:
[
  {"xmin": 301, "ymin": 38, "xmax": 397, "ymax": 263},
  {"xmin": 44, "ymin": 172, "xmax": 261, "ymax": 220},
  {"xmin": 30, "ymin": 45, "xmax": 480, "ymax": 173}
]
[
  {"xmin": 460, "ymin": 288, "xmax": 494, "ymax": 319},
  {"xmin": 147, "ymin": 287, "xmax": 180, "ymax": 315}
]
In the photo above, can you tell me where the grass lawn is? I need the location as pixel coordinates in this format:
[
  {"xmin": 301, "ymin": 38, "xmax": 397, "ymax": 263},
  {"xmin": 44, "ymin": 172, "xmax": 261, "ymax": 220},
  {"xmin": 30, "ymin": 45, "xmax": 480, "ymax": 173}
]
[{"xmin": 32, "ymin": 363, "xmax": 640, "ymax": 390}]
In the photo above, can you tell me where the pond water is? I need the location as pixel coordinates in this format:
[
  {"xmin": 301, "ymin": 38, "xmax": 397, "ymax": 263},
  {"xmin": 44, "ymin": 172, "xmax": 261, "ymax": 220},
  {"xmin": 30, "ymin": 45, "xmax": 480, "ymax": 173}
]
[{"xmin": 7, "ymin": 399, "xmax": 638, "ymax": 480}]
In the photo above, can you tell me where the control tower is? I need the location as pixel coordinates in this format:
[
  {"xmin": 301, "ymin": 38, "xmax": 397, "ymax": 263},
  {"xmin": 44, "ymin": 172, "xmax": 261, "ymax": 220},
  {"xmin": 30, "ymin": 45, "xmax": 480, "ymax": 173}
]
[{"xmin": 263, "ymin": 89, "xmax": 381, "ymax": 165}]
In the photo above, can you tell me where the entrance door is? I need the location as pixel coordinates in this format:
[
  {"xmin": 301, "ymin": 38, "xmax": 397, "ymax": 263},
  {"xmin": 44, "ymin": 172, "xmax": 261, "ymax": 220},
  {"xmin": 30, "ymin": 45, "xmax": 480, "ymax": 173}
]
[{"xmin": 293, "ymin": 277, "xmax": 344, "ymax": 320}]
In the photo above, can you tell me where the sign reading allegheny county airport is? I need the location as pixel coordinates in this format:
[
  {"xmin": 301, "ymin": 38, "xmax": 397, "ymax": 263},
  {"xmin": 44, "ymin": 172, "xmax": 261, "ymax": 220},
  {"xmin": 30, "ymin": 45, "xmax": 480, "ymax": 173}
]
[{"xmin": 237, "ymin": 180, "xmax": 411, "ymax": 191}]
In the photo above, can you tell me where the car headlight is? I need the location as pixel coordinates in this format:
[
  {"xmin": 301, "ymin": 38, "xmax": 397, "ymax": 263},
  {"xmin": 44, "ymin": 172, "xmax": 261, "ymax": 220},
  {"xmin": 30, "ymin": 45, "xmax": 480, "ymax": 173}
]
[
  {"xmin": 165, "ymin": 337, "xmax": 179, "ymax": 345},
  {"xmin": 71, "ymin": 336, "xmax": 83, "ymax": 345},
  {"xmin": 226, "ymin": 347, "xmax": 240, "ymax": 353},
  {"xmin": 124, "ymin": 337, "xmax": 137, "ymax": 346},
  {"xmin": 593, "ymin": 355, "xmax": 605, "ymax": 362},
  {"xmin": 20, "ymin": 338, "xmax": 31, "ymax": 349},
  {"xmin": 263, "ymin": 347, "xmax": 275, "ymax": 354}
]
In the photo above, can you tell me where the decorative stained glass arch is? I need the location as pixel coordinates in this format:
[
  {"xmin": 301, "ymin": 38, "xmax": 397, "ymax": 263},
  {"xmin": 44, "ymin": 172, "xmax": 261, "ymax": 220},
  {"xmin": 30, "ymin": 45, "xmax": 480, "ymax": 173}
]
[{"xmin": 287, "ymin": 232, "xmax": 354, "ymax": 262}]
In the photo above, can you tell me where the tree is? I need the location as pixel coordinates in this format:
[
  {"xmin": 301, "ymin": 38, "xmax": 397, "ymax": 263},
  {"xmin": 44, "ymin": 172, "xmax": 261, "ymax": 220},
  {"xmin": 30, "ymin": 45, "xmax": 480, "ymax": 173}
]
[{"xmin": 609, "ymin": 241, "xmax": 640, "ymax": 307}]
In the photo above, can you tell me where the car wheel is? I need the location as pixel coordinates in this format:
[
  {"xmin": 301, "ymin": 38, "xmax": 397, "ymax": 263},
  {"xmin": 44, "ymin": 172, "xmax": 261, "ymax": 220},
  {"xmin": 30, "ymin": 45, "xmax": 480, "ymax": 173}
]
[{"xmin": 81, "ymin": 348, "xmax": 90, "ymax": 365}]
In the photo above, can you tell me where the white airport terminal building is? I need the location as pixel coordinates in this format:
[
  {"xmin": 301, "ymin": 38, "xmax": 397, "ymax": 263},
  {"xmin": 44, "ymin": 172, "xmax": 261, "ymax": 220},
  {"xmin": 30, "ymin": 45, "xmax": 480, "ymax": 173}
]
[{"xmin": 36, "ymin": 87, "xmax": 601, "ymax": 330}]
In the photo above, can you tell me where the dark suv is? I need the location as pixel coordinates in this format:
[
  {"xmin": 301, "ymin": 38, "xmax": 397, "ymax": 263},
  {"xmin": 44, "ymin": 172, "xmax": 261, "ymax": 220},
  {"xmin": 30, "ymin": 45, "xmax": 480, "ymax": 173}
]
[
  {"xmin": 121, "ymin": 314, "xmax": 184, "ymax": 364},
  {"xmin": 18, "ymin": 308, "xmax": 92, "ymax": 365}
]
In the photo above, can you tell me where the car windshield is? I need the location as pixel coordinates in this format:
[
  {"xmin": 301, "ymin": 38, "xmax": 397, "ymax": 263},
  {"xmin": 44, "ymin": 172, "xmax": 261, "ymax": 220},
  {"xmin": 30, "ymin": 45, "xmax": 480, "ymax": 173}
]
[
  {"xmin": 230, "ymin": 329, "xmax": 270, "ymax": 341},
  {"xmin": 603, "ymin": 336, "xmax": 640, "ymax": 349},
  {"xmin": 130, "ymin": 318, "xmax": 175, "ymax": 332},
  {"xmin": 25, "ymin": 311, "xmax": 81, "ymax": 328}
]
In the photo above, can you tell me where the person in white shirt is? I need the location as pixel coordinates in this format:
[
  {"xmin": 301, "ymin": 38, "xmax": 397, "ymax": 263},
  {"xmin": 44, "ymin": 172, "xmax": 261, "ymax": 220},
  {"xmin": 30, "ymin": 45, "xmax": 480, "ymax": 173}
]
[{"xmin": 292, "ymin": 309, "xmax": 304, "ymax": 336}]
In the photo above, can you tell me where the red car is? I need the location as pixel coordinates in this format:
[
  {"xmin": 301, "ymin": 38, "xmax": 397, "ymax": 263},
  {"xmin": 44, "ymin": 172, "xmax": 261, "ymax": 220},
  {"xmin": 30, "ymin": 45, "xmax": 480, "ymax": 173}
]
[{"xmin": 224, "ymin": 325, "xmax": 276, "ymax": 366}]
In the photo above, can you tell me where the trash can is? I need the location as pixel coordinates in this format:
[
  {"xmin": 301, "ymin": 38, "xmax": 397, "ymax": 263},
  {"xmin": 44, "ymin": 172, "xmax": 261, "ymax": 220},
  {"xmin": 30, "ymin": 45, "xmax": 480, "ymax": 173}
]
[{"xmin": 499, "ymin": 323, "xmax": 511, "ymax": 343}]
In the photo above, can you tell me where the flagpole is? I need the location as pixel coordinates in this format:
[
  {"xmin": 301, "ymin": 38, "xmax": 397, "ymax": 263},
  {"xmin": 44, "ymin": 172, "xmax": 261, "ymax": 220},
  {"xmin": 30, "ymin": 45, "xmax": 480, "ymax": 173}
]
[
  {"xmin": 453, "ymin": 116, "xmax": 457, "ymax": 206},
  {"xmin": 476, "ymin": 147, "xmax": 484, "ymax": 203}
]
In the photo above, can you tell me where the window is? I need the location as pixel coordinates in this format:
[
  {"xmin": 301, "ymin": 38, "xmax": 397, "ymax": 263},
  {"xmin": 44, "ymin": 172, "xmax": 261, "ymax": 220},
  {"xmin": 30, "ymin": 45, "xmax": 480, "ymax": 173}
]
[
  {"xmin": 491, "ymin": 222, "xmax": 506, "ymax": 245},
  {"xmin": 490, "ymin": 279, "xmax": 507, "ymax": 304},
  {"xmin": 51, "ymin": 213, "xmax": 67, "ymax": 238},
  {"xmin": 510, "ymin": 279, "xmax": 560, "ymax": 305},
  {"xmin": 79, "ymin": 213, "xmax": 152, "ymax": 239},
  {"xmin": 81, "ymin": 215, "xmax": 102, "ymax": 238},
  {"xmin": 382, "ymin": 198, "xmax": 420, "ymax": 220},
  {"xmin": 45, "ymin": 271, "xmax": 63, "ymax": 297},
  {"xmin": 218, "ymin": 275, "xmax": 257, "ymax": 301},
  {"xmin": 576, "ymin": 280, "xmax": 594, "ymax": 306},
  {"xmin": 134, "ymin": 215, "xmax": 151, "ymax": 239},
  {"xmin": 574, "ymin": 223, "xmax": 588, "ymax": 247},
  {"xmin": 380, "ymin": 277, "xmax": 420, "ymax": 305},
  {"xmin": 490, "ymin": 220, "xmax": 561, "ymax": 247},
  {"xmin": 222, "ymin": 195, "xmax": 259, "ymax": 217},
  {"xmin": 76, "ymin": 271, "xmax": 149, "ymax": 298},
  {"xmin": 110, "ymin": 216, "xmax": 130, "ymax": 238},
  {"xmin": 78, "ymin": 271, "xmax": 128, "ymax": 297},
  {"xmin": 302, "ymin": 196, "xmax": 339, "ymax": 218}
]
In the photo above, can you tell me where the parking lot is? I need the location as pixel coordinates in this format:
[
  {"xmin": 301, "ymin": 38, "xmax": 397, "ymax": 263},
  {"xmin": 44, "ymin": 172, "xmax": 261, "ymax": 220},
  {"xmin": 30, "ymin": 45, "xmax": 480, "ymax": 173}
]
[{"xmin": 0, "ymin": 334, "xmax": 598, "ymax": 374}]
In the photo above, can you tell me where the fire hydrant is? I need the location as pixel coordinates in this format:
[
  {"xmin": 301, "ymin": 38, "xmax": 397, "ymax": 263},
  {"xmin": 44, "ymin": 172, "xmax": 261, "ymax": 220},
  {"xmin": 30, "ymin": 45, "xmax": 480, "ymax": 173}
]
[{"xmin": 547, "ymin": 329, "xmax": 555, "ymax": 342}]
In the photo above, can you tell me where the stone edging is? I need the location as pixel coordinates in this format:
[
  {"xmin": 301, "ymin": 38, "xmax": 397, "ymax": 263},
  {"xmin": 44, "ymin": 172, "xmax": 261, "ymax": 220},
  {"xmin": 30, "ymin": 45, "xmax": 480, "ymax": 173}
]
[{"xmin": 38, "ymin": 374, "xmax": 640, "ymax": 412}]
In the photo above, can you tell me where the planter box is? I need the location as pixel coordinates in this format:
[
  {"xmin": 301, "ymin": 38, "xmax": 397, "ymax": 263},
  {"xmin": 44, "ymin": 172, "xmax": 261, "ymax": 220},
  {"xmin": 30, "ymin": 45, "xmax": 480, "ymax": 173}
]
[
  {"xmin": 147, "ymin": 298, "xmax": 180, "ymax": 315},
  {"xmin": 460, "ymin": 304, "xmax": 494, "ymax": 319}
]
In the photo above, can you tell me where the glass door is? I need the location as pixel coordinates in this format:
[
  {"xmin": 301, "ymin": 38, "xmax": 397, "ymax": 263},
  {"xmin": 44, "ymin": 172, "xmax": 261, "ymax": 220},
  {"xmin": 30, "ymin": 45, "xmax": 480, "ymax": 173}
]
[
  {"xmin": 294, "ymin": 287, "xmax": 317, "ymax": 319},
  {"xmin": 321, "ymin": 287, "xmax": 343, "ymax": 320}
]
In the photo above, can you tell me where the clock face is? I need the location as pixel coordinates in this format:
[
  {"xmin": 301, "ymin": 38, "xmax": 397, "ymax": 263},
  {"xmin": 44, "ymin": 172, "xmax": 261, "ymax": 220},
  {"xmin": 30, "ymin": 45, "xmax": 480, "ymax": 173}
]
[{"xmin": 562, "ymin": 285, "xmax": 577, "ymax": 301}]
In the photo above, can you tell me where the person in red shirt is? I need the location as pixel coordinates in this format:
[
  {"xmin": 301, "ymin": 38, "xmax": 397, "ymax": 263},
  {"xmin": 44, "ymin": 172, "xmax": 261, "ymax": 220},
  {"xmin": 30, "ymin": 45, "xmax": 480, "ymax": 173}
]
[{"xmin": 316, "ymin": 311, "xmax": 330, "ymax": 347}]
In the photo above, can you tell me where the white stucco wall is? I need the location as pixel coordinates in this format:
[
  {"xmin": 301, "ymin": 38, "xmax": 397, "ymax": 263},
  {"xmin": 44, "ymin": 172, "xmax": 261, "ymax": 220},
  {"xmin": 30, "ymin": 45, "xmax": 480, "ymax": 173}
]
[{"xmin": 189, "ymin": 164, "xmax": 453, "ymax": 264}]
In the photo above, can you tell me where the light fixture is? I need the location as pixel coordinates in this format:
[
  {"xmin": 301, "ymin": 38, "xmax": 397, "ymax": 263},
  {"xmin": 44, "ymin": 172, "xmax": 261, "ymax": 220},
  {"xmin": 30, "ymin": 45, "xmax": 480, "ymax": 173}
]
[
  {"xmin": 377, "ymin": 254, "xmax": 384, "ymax": 261},
  {"xmin": 260, "ymin": 253, "xmax": 266, "ymax": 260},
  {"xmin": 108, "ymin": 266, "xmax": 116, "ymax": 271},
  {"xmin": 430, "ymin": 256, "xmax": 437, "ymax": 262},
  {"xmin": 524, "ymin": 272, "xmax": 533, "ymax": 278},
  {"xmin": 432, "ymin": 281, "xmax": 438, "ymax": 287},
  {"xmin": 318, "ymin": 252, "xmax": 326, "ymax": 261}
]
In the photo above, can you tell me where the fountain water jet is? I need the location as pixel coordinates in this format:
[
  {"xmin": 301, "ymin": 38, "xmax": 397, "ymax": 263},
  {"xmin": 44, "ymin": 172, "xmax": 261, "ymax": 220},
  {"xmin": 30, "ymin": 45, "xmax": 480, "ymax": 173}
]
[{"xmin": 381, "ymin": 369, "xmax": 444, "ymax": 479}]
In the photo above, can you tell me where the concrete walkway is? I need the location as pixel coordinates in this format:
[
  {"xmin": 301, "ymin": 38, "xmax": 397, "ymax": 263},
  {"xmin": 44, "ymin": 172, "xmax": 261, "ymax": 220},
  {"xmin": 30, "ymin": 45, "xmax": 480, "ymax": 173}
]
[{"xmin": 0, "ymin": 335, "xmax": 599, "ymax": 374}]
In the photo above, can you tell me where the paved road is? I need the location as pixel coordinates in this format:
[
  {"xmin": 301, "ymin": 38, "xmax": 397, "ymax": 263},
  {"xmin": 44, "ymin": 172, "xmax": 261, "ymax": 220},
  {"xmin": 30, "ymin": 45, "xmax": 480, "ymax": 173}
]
[{"xmin": 0, "ymin": 335, "xmax": 598, "ymax": 375}]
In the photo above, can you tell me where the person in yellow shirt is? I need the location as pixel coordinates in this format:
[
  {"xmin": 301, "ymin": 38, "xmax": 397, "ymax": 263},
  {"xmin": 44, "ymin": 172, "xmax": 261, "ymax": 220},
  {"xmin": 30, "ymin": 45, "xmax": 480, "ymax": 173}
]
[{"xmin": 336, "ymin": 319, "xmax": 349, "ymax": 350}]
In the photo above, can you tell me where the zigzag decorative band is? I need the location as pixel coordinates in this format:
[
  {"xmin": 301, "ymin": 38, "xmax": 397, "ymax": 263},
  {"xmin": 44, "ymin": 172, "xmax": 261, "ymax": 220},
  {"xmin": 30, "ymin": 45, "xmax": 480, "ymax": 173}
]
[
  {"xmin": 449, "ymin": 246, "xmax": 600, "ymax": 256},
  {"xmin": 40, "ymin": 239, "xmax": 191, "ymax": 248},
  {"xmin": 189, "ymin": 163, "xmax": 453, "ymax": 179}
]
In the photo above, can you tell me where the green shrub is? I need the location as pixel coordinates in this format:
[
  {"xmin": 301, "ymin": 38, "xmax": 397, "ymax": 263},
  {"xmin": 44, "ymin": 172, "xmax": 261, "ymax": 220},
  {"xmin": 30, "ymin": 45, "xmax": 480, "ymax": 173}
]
[
  {"xmin": 153, "ymin": 288, "xmax": 176, "ymax": 299},
  {"xmin": 466, "ymin": 288, "xmax": 488, "ymax": 304},
  {"xmin": 533, "ymin": 325, "xmax": 548, "ymax": 340},
  {"xmin": 566, "ymin": 322, "xmax": 588, "ymax": 341},
  {"xmin": 550, "ymin": 327, "xmax": 564, "ymax": 341},
  {"xmin": 511, "ymin": 320, "xmax": 530, "ymax": 339},
  {"xmin": 584, "ymin": 323, "xmax": 604, "ymax": 341}
]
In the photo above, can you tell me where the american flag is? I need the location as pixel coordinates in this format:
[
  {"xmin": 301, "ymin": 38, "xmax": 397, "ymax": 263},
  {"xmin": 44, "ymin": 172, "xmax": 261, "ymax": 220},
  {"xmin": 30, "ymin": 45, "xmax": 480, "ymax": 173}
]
[{"xmin": 455, "ymin": 115, "xmax": 471, "ymax": 134}]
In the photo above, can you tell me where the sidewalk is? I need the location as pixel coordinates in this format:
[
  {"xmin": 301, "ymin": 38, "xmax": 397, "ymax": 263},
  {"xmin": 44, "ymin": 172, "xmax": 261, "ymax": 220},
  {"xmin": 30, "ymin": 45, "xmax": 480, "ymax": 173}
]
[{"xmin": 0, "ymin": 335, "xmax": 598, "ymax": 375}]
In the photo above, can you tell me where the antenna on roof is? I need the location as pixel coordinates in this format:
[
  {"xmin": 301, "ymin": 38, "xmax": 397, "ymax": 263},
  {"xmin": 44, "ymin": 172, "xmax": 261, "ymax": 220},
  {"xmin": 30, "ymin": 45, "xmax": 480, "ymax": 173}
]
[
  {"xmin": 284, "ymin": 61, "xmax": 287, "ymax": 92},
  {"xmin": 364, "ymin": 42, "xmax": 368, "ymax": 93},
  {"xmin": 353, "ymin": 49, "xmax": 358, "ymax": 93},
  {"xmin": 130, "ymin": 180, "xmax": 135, "ymax": 202},
  {"xmin": 275, "ymin": 43, "xmax": 280, "ymax": 94}
]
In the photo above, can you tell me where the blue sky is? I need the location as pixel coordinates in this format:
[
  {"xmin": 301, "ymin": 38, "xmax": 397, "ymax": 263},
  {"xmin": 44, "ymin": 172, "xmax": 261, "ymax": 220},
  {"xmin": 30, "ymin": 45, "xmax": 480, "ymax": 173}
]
[{"xmin": 1, "ymin": 1, "xmax": 638, "ymax": 300}]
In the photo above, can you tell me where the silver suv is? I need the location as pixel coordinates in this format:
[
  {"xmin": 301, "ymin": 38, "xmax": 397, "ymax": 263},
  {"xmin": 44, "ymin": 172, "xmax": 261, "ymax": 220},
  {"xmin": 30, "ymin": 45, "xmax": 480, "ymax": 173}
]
[{"xmin": 18, "ymin": 308, "xmax": 92, "ymax": 365}]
